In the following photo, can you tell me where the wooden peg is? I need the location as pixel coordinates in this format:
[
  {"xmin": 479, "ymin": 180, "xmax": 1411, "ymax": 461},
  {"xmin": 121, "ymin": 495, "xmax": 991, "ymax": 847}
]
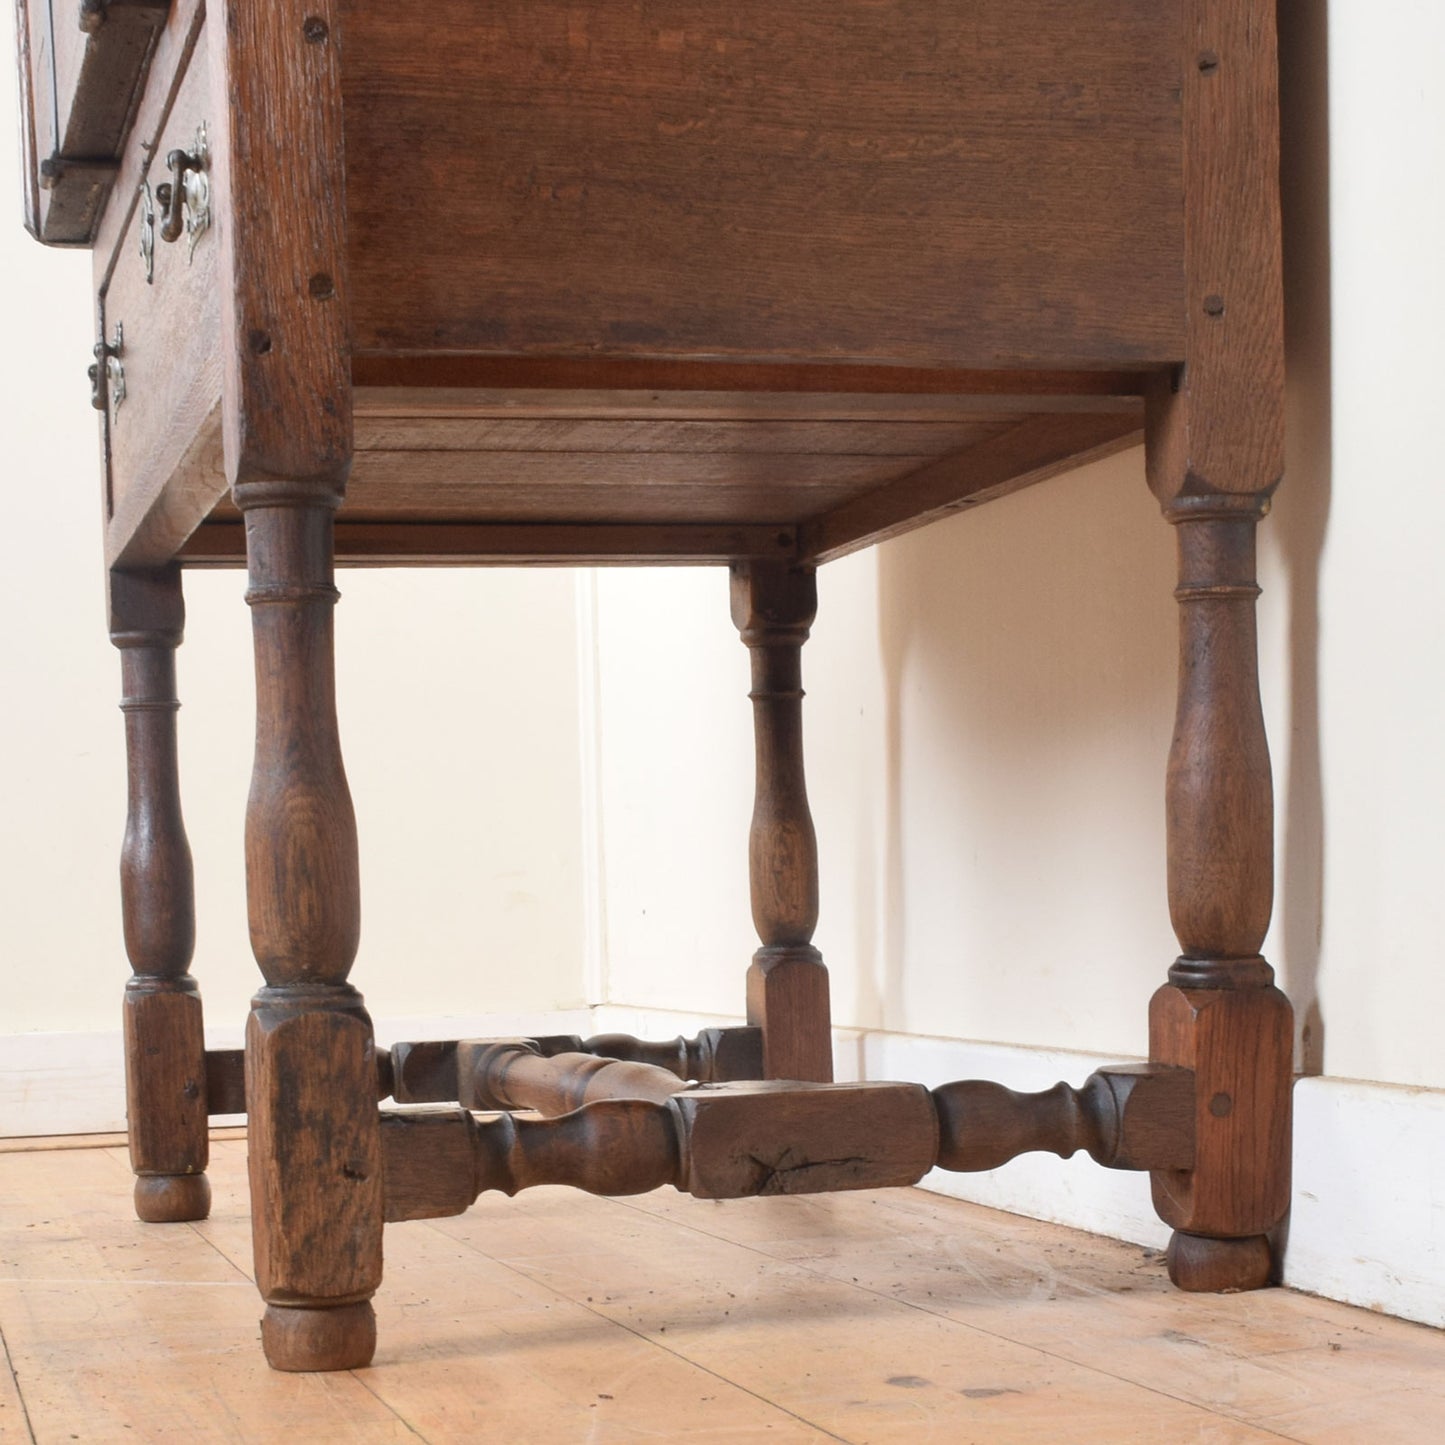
[
  {"xmin": 110, "ymin": 566, "xmax": 210, "ymax": 1224},
  {"xmin": 731, "ymin": 561, "xmax": 832, "ymax": 1082}
]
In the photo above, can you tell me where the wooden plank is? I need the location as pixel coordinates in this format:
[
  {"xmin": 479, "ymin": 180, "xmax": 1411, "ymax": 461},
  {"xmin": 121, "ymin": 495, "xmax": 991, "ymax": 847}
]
[
  {"xmin": 178, "ymin": 519, "xmax": 797, "ymax": 565},
  {"xmin": 5, "ymin": 1141, "xmax": 1444, "ymax": 1437},
  {"xmin": 336, "ymin": 486, "xmax": 847, "ymax": 526},
  {"xmin": 340, "ymin": 0, "xmax": 1184, "ymax": 368},
  {"xmin": 0, "ymin": 1316, "xmax": 30, "ymax": 1443},
  {"xmin": 14, "ymin": 0, "xmax": 42, "ymax": 238},
  {"xmin": 92, "ymin": 0, "xmax": 208, "ymax": 280},
  {"xmin": 354, "ymin": 417, "xmax": 1012, "ymax": 456},
  {"xmin": 106, "ymin": 406, "xmax": 226, "ymax": 569},
  {"xmin": 28, "ymin": 0, "xmax": 169, "ymax": 245},
  {"xmin": 0, "ymin": 1146, "xmax": 417, "ymax": 1438},
  {"xmin": 627, "ymin": 1184, "xmax": 1445, "ymax": 1442},
  {"xmin": 354, "ymin": 384, "xmax": 1145, "ymax": 422},
  {"xmin": 343, "ymin": 450, "xmax": 928, "ymax": 493},
  {"xmin": 432, "ymin": 1190, "xmax": 1292, "ymax": 1443},
  {"xmin": 49, "ymin": 0, "xmax": 167, "ymax": 158},
  {"xmin": 351, "ymin": 356, "xmax": 1155, "ymax": 399},
  {"xmin": 100, "ymin": 42, "xmax": 224, "ymax": 542},
  {"xmin": 0, "ymin": 1128, "xmax": 246, "ymax": 1154},
  {"xmin": 803, "ymin": 413, "xmax": 1144, "ymax": 562}
]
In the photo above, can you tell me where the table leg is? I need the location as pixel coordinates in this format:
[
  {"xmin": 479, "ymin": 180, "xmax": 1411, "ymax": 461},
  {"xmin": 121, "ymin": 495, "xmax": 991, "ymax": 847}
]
[
  {"xmin": 237, "ymin": 492, "xmax": 383, "ymax": 1370},
  {"xmin": 730, "ymin": 561, "xmax": 832, "ymax": 1082},
  {"xmin": 110, "ymin": 566, "xmax": 210, "ymax": 1223},
  {"xmin": 1149, "ymin": 495, "xmax": 1293, "ymax": 1290}
]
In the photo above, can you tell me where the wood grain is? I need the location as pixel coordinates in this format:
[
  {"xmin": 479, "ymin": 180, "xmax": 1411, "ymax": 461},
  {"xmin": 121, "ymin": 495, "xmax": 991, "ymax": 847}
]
[
  {"xmin": 1164, "ymin": 499, "xmax": 1274, "ymax": 959},
  {"xmin": 353, "ymin": 417, "xmax": 1009, "ymax": 457},
  {"xmin": 732, "ymin": 562, "xmax": 833, "ymax": 1082},
  {"xmin": 329, "ymin": 479, "xmax": 885, "ymax": 527},
  {"xmin": 1149, "ymin": 491, "xmax": 1293, "ymax": 1290},
  {"xmin": 381, "ymin": 1078, "xmax": 939, "ymax": 1216},
  {"xmin": 107, "ymin": 408, "xmax": 227, "ymax": 570},
  {"xmin": 210, "ymin": 0, "xmax": 351, "ymax": 490},
  {"xmin": 349, "ymin": 357, "xmax": 1155, "ymax": 400},
  {"xmin": 1146, "ymin": 0, "xmax": 1285, "ymax": 501},
  {"xmin": 340, "ymin": 0, "xmax": 1184, "ymax": 369},
  {"xmin": 8, "ymin": 1140, "xmax": 1442, "ymax": 1442},
  {"xmin": 933, "ymin": 1065, "xmax": 1195, "ymax": 1174},
  {"xmin": 101, "ymin": 41, "xmax": 225, "ymax": 551},
  {"xmin": 246, "ymin": 1000, "xmax": 383, "ymax": 1360},
  {"xmin": 675, "ymin": 1081, "xmax": 938, "ymax": 1200},
  {"xmin": 23, "ymin": 0, "xmax": 168, "ymax": 244},
  {"xmin": 240, "ymin": 500, "xmax": 382, "ymax": 1368},
  {"xmin": 351, "ymin": 381, "xmax": 1147, "ymax": 420},
  {"xmin": 179, "ymin": 519, "xmax": 798, "ymax": 566},
  {"xmin": 388, "ymin": 1026, "xmax": 765, "ymax": 1106},
  {"xmin": 109, "ymin": 565, "xmax": 210, "ymax": 1223},
  {"xmin": 804, "ymin": 412, "xmax": 1143, "ymax": 563},
  {"xmin": 461, "ymin": 1043, "xmax": 691, "ymax": 1115},
  {"xmin": 90, "ymin": 0, "xmax": 208, "ymax": 275},
  {"xmin": 13, "ymin": 0, "xmax": 41, "ymax": 237},
  {"xmin": 1150, "ymin": 984, "xmax": 1292, "ymax": 1253}
]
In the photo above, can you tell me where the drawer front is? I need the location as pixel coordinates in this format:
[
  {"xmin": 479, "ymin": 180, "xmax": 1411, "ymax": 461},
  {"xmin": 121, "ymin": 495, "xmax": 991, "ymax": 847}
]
[
  {"xmin": 343, "ymin": 0, "xmax": 1187, "ymax": 372},
  {"xmin": 17, "ymin": 0, "xmax": 169, "ymax": 244},
  {"xmin": 98, "ymin": 22, "xmax": 226, "ymax": 568}
]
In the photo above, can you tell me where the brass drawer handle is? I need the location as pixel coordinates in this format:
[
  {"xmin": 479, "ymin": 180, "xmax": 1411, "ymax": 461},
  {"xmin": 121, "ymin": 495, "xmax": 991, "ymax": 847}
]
[
  {"xmin": 89, "ymin": 323, "xmax": 125, "ymax": 414},
  {"xmin": 154, "ymin": 123, "xmax": 211, "ymax": 262}
]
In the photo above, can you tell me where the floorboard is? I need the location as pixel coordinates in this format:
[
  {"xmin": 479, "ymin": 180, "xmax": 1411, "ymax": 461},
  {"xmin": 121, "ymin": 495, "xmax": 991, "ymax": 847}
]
[{"xmin": 0, "ymin": 1136, "xmax": 1439, "ymax": 1443}]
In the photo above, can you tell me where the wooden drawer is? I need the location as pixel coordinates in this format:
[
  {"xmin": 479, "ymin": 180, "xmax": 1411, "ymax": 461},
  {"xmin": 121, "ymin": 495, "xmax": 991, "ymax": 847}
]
[
  {"xmin": 16, "ymin": 0, "xmax": 169, "ymax": 244},
  {"xmin": 95, "ymin": 10, "xmax": 225, "ymax": 569},
  {"xmin": 341, "ymin": 0, "xmax": 1187, "ymax": 373}
]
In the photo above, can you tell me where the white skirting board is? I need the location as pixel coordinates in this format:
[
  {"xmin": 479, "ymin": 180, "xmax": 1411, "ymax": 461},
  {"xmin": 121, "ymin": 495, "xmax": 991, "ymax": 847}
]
[
  {"xmin": 4, "ymin": 1007, "xmax": 1441, "ymax": 1329},
  {"xmin": 0, "ymin": 1010, "xmax": 596, "ymax": 1137},
  {"xmin": 595, "ymin": 1007, "xmax": 1445, "ymax": 1331}
]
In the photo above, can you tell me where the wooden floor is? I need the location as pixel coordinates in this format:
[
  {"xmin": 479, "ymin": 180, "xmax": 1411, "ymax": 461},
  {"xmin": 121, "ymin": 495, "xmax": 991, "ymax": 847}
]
[{"xmin": 0, "ymin": 1135, "xmax": 1440, "ymax": 1443}]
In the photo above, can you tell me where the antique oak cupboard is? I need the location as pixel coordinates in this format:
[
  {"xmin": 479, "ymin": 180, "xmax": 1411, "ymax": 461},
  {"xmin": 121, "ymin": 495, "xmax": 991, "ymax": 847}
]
[{"xmin": 14, "ymin": 0, "xmax": 1291, "ymax": 1371}]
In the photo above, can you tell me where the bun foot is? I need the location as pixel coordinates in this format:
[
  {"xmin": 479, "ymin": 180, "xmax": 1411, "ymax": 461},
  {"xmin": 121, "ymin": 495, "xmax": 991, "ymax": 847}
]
[
  {"xmin": 261, "ymin": 1302, "xmax": 377, "ymax": 1372},
  {"xmin": 133, "ymin": 1173, "xmax": 211, "ymax": 1223},
  {"xmin": 1166, "ymin": 1231, "xmax": 1274, "ymax": 1293}
]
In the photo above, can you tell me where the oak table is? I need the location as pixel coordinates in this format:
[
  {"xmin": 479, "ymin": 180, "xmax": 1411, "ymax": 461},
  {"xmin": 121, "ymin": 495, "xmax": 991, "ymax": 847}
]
[{"xmin": 16, "ymin": 0, "xmax": 1291, "ymax": 1372}]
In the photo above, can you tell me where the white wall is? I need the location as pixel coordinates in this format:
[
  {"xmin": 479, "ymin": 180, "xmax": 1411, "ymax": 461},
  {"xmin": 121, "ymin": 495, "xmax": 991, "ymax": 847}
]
[
  {"xmin": 594, "ymin": 1, "xmax": 1445, "ymax": 1095},
  {"xmin": 0, "ymin": 5, "xmax": 589, "ymax": 1046},
  {"xmin": 594, "ymin": 457, "xmax": 1180, "ymax": 1062}
]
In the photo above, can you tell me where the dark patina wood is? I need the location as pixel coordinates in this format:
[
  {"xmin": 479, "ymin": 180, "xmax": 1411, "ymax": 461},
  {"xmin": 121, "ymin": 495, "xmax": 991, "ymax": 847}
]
[
  {"xmin": 16, "ymin": 0, "xmax": 170, "ymax": 243},
  {"xmin": 377, "ymin": 1055, "xmax": 1198, "ymax": 1223},
  {"xmin": 14, "ymin": 0, "xmax": 1292, "ymax": 1372},
  {"xmin": 1143, "ymin": 0, "xmax": 1293, "ymax": 1293},
  {"xmin": 731, "ymin": 562, "xmax": 833, "ymax": 1082},
  {"xmin": 110, "ymin": 565, "xmax": 209, "ymax": 1223}
]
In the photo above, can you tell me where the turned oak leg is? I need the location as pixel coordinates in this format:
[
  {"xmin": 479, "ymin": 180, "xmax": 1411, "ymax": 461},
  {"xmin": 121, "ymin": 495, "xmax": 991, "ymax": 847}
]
[
  {"xmin": 239, "ymin": 493, "xmax": 382, "ymax": 1371},
  {"xmin": 110, "ymin": 567, "xmax": 210, "ymax": 1223},
  {"xmin": 730, "ymin": 562, "xmax": 832, "ymax": 1082},
  {"xmin": 1149, "ymin": 497, "xmax": 1292, "ymax": 1291}
]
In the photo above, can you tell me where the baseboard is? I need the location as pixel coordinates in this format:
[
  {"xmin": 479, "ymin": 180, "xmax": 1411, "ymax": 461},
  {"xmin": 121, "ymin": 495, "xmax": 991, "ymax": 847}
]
[
  {"xmin": 0, "ymin": 1009, "xmax": 596, "ymax": 1139},
  {"xmin": 593, "ymin": 1006, "xmax": 1445, "ymax": 1331},
  {"xmin": 7, "ymin": 1008, "xmax": 1441, "ymax": 1329}
]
